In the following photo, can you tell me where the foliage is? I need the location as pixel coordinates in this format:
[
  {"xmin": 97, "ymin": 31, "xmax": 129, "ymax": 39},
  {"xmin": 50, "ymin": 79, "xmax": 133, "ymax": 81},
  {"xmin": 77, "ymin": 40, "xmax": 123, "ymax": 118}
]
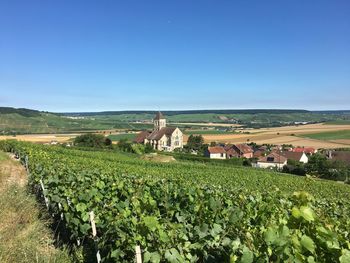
[
  {"xmin": 74, "ymin": 134, "xmax": 111, "ymax": 148},
  {"xmin": 1, "ymin": 141, "xmax": 350, "ymax": 262},
  {"xmin": 186, "ymin": 135, "xmax": 204, "ymax": 152},
  {"xmin": 117, "ymin": 139, "xmax": 153, "ymax": 155},
  {"xmin": 306, "ymin": 154, "xmax": 349, "ymax": 181},
  {"xmin": 282, "ymin": 164, "xmax": 307, "ymax": 176}
]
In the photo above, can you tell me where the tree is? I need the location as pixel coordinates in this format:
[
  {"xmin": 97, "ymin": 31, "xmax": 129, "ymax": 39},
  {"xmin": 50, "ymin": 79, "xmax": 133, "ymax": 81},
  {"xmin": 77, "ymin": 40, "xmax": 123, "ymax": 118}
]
[
  {"xmin": 74, "ymin": 134, "xmax": 111, "ymax": 148},
  {"xmin": 117, "ymin": 139, "xmax": 133, "ymax": 152},
  {"xmin": 186, "ymin": 135, "xmax": 204, "ymax": 152},
  {"xmin": 305, "ymin": 154, "xmax": 330, "ymax": 177}
]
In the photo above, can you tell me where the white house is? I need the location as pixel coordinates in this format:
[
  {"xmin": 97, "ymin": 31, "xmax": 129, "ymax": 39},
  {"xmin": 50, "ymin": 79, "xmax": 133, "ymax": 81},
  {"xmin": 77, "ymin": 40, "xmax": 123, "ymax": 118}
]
[
  {"xmin": 281, "ymin": 151, "xmax": 308, "ymax": 164},
  {"xmin": 134, "ymin": 112, "xmax": 183, "ymax": 152},
  {"xmin": 254, "ymin": 152, "xmax": 287, "ymax": 169},
  {"xmin": 205, "ymin": 146, "xmax": 227, "ymax": 159}
]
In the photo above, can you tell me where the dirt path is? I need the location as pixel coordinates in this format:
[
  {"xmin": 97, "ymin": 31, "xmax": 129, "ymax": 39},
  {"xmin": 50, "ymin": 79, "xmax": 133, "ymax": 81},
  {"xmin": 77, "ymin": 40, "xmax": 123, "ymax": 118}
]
[
  {"xmin": 0, "ymin": 151, "xmax": 71, "ymax": 263},
  {"xmin": 0, "ymin": 153, "xmax": 27, "ymax": 189}
]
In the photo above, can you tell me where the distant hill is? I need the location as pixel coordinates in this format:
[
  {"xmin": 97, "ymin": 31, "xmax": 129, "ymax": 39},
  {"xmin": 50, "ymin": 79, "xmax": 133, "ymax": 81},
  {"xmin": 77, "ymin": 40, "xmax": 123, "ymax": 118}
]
[
  {"xmin": 59, "ymin": 109, "xmax": 310, "ymax": 116},
  {"xmin": 0, "ymin": 107, "xmax": 43, "ymax": 117},
  {"xmin": 1, "ymin": 106, "xmax": 350, "ymax": 134}
]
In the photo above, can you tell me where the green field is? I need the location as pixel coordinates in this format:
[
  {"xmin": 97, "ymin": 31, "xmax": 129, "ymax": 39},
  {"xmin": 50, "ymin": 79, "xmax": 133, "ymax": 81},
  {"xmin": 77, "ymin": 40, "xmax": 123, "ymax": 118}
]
[
  {"xmin": 1, "ymin": 140, "xmax": 349, "ymax": 262},
  {"xmin": 108, "ymin": 133, "xmax": 137, "ymax": 141},
  {"xmin": 325, "ymin": 120, "xmax": 350, "ymax": 125},
  {"xmin": 301, "ymin": 130, "xmax": 350, "ymax": 140}
]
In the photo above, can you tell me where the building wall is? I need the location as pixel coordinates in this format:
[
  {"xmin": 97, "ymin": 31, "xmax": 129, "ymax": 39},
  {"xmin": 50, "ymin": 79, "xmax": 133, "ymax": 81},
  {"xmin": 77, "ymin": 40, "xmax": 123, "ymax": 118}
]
[
  {"xmin": 255, "ymin": 161, "xmax": 286, "ymax": 169},
  {"xmin": 209, "ymin": 153, "xmax": 226, "ymax": 159},
  {"xmin": 300, "ymin": 153, "xmax": 308, "ymax": 163},
  {"xmin": 243, "ymin": 152, "xmax": 253, "ymax": 158},
  {"xmin": 143, "ymin": 117, "xmax": 183, "ymax": 152},
  {"xmin": 170, "ymin": 128, "xmax": 183, "ymax": 151},
  {"xmin": 154, "ymin": 119, "xmax": 166, "ymax": 131}
]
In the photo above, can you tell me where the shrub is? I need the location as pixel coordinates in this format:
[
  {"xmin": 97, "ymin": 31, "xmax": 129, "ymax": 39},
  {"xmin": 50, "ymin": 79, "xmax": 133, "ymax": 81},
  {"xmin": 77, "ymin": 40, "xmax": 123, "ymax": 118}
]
[{"xmin": 74, "ymin": 134, "xmax": 111, "ymax": 148}]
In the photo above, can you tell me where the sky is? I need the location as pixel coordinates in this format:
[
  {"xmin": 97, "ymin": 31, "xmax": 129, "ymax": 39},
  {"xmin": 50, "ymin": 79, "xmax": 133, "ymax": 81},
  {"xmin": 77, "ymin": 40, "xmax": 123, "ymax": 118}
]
[{"xmin": 0, "ymin": 0, "xmax": 349, "ymax": 112}]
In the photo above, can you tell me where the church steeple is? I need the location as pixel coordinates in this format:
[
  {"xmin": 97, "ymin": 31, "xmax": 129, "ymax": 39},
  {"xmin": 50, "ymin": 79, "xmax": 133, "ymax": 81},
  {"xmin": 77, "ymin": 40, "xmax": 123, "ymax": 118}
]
[{"xmin": 153, "ymin": 111, "xmax": 166, "ymax": 131}]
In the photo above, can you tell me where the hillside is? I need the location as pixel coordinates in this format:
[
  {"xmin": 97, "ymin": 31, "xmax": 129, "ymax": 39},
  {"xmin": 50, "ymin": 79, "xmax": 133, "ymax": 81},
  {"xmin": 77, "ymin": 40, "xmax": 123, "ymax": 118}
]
[
  {"xmin": 1, "ymin": 107, "xmax": 350, "ymax": 134},
  {"xmin": 0, "ymin": 107, "xmax": 149, "ymax": 134}
]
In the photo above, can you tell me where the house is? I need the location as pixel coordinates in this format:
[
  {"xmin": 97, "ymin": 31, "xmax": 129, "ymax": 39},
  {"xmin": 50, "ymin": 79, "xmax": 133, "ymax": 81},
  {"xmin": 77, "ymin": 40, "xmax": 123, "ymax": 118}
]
[
  {"xmin": 281, "ymin": 151, "xmax": 308, "ymax": 164},
  {"xmin": 327, "ymin": 151, "xmax": 350, "ymax": 165},
  {"xmin": 254, "ymin": 152, "xmax": 287, "ymax": 169},
  {"xmin": 292, "ymin": 147, "xmax": 317, "ymax": 155},
  {"xmin": 225, "ymin": 144, "xmax": 253, "ymax": 158},
  {"xmin": 205, "ymin": 146, "xmax": 227, "ymax": 159},
  {"xmin": 133, "ymin": 112, "xmax": 183, "ymax": 151},
  {"xmin": 253, "ymin": 150, "xmax": 265, "ymax": 158}
]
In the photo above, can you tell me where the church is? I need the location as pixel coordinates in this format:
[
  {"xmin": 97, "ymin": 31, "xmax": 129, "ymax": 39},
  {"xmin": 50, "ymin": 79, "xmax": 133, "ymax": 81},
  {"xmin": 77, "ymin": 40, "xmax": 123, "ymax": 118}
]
[{"xmin": 134, "ymin": 112, "xmax": 183, "ymax": 151}]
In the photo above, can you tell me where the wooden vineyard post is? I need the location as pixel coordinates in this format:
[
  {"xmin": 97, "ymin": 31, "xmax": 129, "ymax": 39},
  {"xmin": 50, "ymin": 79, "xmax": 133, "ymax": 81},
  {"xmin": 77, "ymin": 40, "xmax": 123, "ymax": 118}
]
[
  {"xmin": 135, "ymin": 245, "xmax": 142, "ymax": 263},
  {"xmin": 89, "ymin": 211, "xmax": 101, "ymax": 263},
  {"xmin": 25, "ymin": 155, "xmax": 29, "ymax": 172},
  {"xmin": 58, "ymin": 203, "xmax": 64, "ymax": 220},
  {"xmin": 39, "ymin": 179, "xmax": 50, "ymax": 209}
]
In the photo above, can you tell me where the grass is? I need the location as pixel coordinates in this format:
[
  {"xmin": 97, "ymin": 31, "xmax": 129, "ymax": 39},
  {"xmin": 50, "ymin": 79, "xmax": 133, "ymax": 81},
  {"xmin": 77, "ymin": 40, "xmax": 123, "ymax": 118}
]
[
  {"xmin": 0, "ymin": 152, "xmax": 72, "ymax": 263},
  {"xmin": 325, "ymin": 120, "xmax": 350, "ymax": 125},
  {"xmin": 301, "ymin": 130, "xmax": 350, "ymax": 140},
  {"xmin": 108, "ymin": 133, "xmax": 137, "ymax": 141}
]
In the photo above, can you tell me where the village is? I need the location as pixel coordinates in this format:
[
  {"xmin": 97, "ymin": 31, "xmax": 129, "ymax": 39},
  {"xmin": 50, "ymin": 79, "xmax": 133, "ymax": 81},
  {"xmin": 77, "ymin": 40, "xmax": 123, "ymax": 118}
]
[{"xmin": 130, "ymin": 112, "xmax": 350, "ymax": 175}]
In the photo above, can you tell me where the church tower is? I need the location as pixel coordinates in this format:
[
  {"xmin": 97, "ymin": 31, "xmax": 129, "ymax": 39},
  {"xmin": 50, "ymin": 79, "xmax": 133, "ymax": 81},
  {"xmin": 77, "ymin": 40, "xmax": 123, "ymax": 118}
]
[{"xmin": 153, "ymin": 111, "xmax": 166, "ymax": 131}]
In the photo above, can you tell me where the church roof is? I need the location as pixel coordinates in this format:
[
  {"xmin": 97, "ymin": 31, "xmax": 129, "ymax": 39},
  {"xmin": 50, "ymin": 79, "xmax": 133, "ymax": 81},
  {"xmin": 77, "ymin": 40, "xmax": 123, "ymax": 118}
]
[
  {"xmin": 134, "ymin": 127, "xmax": 177, "ymax": 143},
  {"xmin": 147, "ymin": 127, "xmax": 176, "ymax": 140},
  {"xmin": 154, "ymin": 111, "xmax": 165, "ymax": 120},
  {"xmin": 133, "ymin": 130, "xmax": 151, "ymax": 143}
]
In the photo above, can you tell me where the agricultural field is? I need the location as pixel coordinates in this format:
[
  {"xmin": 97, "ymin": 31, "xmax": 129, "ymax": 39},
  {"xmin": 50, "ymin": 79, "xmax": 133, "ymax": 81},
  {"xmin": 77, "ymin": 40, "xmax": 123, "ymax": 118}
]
[
  {"xmin": 301, "ymin": 130, "xmax": 350, "ymax": 141},
  {"xmin": 2, "ymin": 123, "xmax": 350, "ymax": 149},
  {"xmin": 1, "ymin": 141, "xmax": 349, "ymax": 262},
  {"xmin": 184, "ymin": 130, "xmax": 233, "ymax": 135},
  {"xmin": 199, "ymin": 123, "xmax": 350, "ymax": 148},
  {"xmin": 108, "ymin": 133, "xmax": 137, "ymax": 142}
]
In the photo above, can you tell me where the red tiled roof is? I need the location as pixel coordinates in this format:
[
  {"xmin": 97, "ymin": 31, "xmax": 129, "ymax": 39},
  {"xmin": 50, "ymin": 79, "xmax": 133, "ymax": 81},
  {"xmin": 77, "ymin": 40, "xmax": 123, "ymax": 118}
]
[
  {"xmin": 208, "ymin": 146, "xmax": 226, "ymax": 154},
  {"xmin": 234, "ymin": 144, "xmax": 253, "ymax": 154},
  {"xmin": 292, "ymin": 147, "xmax": 316, "ymax": 154},
  {"xmin": 224, "ymin": 144, "xmax": 238, "ymax": 157}
]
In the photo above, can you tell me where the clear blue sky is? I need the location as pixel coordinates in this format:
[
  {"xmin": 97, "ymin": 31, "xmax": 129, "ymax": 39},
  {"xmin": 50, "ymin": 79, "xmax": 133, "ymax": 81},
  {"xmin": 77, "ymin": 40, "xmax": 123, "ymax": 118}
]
[{"xmin": 0, "ymin": 0, "xmax": 349, "ymax": 112}]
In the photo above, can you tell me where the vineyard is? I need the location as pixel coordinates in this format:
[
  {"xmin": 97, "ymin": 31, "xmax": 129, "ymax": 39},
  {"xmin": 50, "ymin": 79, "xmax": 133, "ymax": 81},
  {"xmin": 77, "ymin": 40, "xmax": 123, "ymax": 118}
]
[{"xmin": 0, "ymin": 140, "xmax": 349, "ymax": 263}]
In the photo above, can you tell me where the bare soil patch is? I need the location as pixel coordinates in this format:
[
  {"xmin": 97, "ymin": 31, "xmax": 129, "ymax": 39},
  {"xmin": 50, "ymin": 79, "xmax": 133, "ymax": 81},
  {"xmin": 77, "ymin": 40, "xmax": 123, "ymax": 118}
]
[
  {"xmin": 0, "ymin": 134, "xmax": 77, "ymax": 143},
  {"xmin": 141, "ymin": 153, "xmax": 176, "ymax": 163}
]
